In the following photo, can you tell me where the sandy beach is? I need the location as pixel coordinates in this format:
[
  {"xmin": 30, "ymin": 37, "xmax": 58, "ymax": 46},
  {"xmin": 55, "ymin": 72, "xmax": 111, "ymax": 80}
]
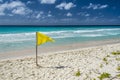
[
  {"xmin": 0, "ymin": 0, "xmax": 120, "ymax": 79},
  {"xmin": 0, "ymin": 39, "xmax": 120, "ymax": 60},
  {"xmin": 0, "ymin": 43, "xmax": 120, "ymax": 80}
]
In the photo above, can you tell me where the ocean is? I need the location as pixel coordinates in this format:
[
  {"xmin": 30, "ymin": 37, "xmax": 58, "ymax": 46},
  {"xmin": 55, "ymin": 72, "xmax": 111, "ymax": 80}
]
[{"xmin": 0, "ymin": 26, "xmax": 120, "ymax": 53}]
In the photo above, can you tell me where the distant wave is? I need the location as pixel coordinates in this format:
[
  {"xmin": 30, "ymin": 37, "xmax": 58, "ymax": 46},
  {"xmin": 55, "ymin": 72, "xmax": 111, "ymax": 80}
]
[
  {"xmin": 0, "ymin": 28, "xmax": 120, "ymax": 43},
  {"xmin": 73, "ymin": 28, "xmax": 120, "ymax": 33},
  {"xmin": 80, "ymin": 34, "xmax": 104, "ymax": 37},
  {"xmin": 0, "ymin": 33, "xmax": 35, "ymax": 43}
]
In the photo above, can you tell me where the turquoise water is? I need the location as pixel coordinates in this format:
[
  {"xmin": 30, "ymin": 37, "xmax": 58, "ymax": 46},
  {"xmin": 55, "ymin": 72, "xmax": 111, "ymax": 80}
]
[{"xmin": 0, "ymin": 26, "xmax": 120, "ymax": 53}]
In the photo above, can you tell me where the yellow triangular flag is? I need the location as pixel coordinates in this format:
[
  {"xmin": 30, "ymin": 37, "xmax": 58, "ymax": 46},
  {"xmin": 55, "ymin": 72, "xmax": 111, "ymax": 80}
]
[{"xmin": 36, "ymin": 32, "xmax": 54, "ymax": 46}]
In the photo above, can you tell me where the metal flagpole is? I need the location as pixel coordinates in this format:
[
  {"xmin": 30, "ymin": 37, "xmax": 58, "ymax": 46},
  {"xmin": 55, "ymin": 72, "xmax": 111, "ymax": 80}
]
[{"xmin": 36, "ymin": 32, "xmax": 38, "ymax": 66}]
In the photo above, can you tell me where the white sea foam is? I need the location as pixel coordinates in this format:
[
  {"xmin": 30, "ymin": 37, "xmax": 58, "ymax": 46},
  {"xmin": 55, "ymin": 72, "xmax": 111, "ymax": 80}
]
[
  {"xmin": 80, "ymin": 34, "xmax": 104, "ymax": 37},
  {"xmin": 0, "ymin": 28, "xmax": 120, "ymax": 43},
  {"xmin": 74, "ymin": 28, "xmax": 120, "ymax": 33},
  {"xmin": 0, "ymin": 32, "xmax": 35, "ymax": 43}
]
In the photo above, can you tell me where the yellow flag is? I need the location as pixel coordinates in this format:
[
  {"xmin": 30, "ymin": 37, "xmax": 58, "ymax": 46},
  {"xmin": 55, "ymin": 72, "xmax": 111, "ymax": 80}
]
[{"xmin": 36, "ymin": 32, "xmax": 54, "ymax": 46}]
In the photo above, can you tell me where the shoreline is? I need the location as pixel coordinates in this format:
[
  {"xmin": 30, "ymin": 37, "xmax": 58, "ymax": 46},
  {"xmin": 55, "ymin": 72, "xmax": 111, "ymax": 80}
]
[
  {"xmin": 0, "ymin": 38, "xmax": 120, "ymax": 60},
  {"xmin": 0, "ymin": 42, "xmax": 120, "ymax": 80}
]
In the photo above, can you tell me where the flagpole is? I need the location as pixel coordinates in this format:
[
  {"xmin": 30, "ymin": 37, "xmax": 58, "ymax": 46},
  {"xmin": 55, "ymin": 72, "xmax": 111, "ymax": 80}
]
[{"xmin": 36, "ymin": 32, "xmax": 38, "ymax": 66}]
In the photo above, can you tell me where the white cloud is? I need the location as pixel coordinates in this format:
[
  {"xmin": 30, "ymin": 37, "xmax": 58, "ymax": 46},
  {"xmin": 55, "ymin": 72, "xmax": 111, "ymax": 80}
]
[
  {"xmin": 99, "ymin": 5, "xmax": 108, "ymax": 9},
  {"xmin": 12, "ymin": 7, "xmax": 32, "ymax": 15},
  {"xmin": 77, "ymin": 12, "xmax": 90, "ymax": 17},
  {"xmin": 8, "ymin": 1, "xmax": 25, "ymax": 8},
  {"xmin": 48, "ymin": 14, "xmax": 52, "ymax": 17},
  {"xmin": 56, "ymin": 2, "xmax": 76, "ymax": 10},
  {"xmin": 0, "ymin": 1, "xmax": 32, "ymax": 16},
  {"xmin": 8, "ymin": 14, "xmax": 13, "ymax": 16},
  {"xmin": 66, "ymin": 12, "xmax": 72, "ymax": 17},
  {"xmin": 36, "ymin": 13, "xmax": 41, "ymax": 19},
  {"xmin": 85, "ymin": 14, "xmax": 90, "ymax": 17},
  {"xmin": 0, "ymin": 6, "xmax": 5, "ymax": 15},
  {"xmin": 36, "ymin": 11, "xmax": 44, "ymax": 19},
  {"xmin": 33, "ymin": 11, "xmax": 52, "ymax": 19},
  {"xmin": 47, "ymin": 11, "xmax": 52, "ymax": 17},
  {"xmin": 82, "ymin": 3, "xmax": 108, "ymax": 10},
  {"xmin": 27, "ymin": 1, "xmax": 33, "ymax": 4},
  {"xmin": 0, "ymin": 2, "xmax": 7, "ymax": 15},
  {"xmin": 39, "ymin": 0, "xmax": 56, "ymax": 4}
]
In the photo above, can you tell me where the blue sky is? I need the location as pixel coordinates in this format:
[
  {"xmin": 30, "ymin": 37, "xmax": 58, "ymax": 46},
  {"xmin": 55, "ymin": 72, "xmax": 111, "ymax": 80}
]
[{"xmin": 0, "ymin": 0, "xmax": 120, "ymax": 25}]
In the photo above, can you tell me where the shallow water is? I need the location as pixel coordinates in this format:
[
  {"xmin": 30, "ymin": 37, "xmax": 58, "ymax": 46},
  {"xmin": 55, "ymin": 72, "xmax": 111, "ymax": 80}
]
[{"xmin": 0, "ymin": 26, "xmax": 120, "ymax": 53}]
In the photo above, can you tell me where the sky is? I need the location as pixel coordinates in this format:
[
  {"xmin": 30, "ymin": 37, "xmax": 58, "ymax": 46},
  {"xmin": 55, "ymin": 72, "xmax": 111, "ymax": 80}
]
[{"xmin": 0, "ymin": 0, "xmax": 120, "ymax": 25}]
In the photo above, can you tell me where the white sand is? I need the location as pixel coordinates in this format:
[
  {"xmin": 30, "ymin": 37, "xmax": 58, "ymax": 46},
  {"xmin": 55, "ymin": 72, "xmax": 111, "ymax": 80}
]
[{"xmin": 0, "ymin": 43, "xmax": 120, "ymax": 80}]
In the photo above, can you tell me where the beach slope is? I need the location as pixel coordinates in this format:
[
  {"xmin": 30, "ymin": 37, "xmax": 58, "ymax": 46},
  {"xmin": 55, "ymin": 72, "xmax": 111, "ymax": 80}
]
[{"xmin": 0, "ymin": 43, "xmax": 120, "ymax": 80}]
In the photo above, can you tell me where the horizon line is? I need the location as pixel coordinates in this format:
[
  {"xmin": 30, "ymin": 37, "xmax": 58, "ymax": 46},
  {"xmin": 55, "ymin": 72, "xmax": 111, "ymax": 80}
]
[{"xmin": 0, "ymin": 24, "xmax": 120, "ymax": 27}]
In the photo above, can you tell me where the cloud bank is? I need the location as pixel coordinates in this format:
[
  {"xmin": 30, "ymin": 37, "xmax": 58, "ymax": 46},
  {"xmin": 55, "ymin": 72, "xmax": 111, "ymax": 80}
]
[
  {"xmin": 0, "ymin": 1, "xmax": 32, "ymax": 15},
  {"xmin": 39, "ymin": 0, "xmax": 56, "ymax": 4},
  {"xmin": 82, "ymin": 3, "xmax": 108, "ymax": 10},
  {"xmin": 56, "ymin": 2, "xmax": 76, "ymax": 10}
]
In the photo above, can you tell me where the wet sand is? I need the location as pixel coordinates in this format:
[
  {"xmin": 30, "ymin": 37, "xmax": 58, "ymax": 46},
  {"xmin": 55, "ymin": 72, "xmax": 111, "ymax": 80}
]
[{"xmin": 0, "ymin": 39, "xmax": 119, "ymax": 60}]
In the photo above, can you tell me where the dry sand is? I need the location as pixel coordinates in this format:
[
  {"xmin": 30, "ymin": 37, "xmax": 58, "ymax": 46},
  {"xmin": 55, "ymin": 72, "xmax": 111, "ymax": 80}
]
[{"xmin": 0, "ymin": 43, "xmax": 120, "ymax": 80}]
